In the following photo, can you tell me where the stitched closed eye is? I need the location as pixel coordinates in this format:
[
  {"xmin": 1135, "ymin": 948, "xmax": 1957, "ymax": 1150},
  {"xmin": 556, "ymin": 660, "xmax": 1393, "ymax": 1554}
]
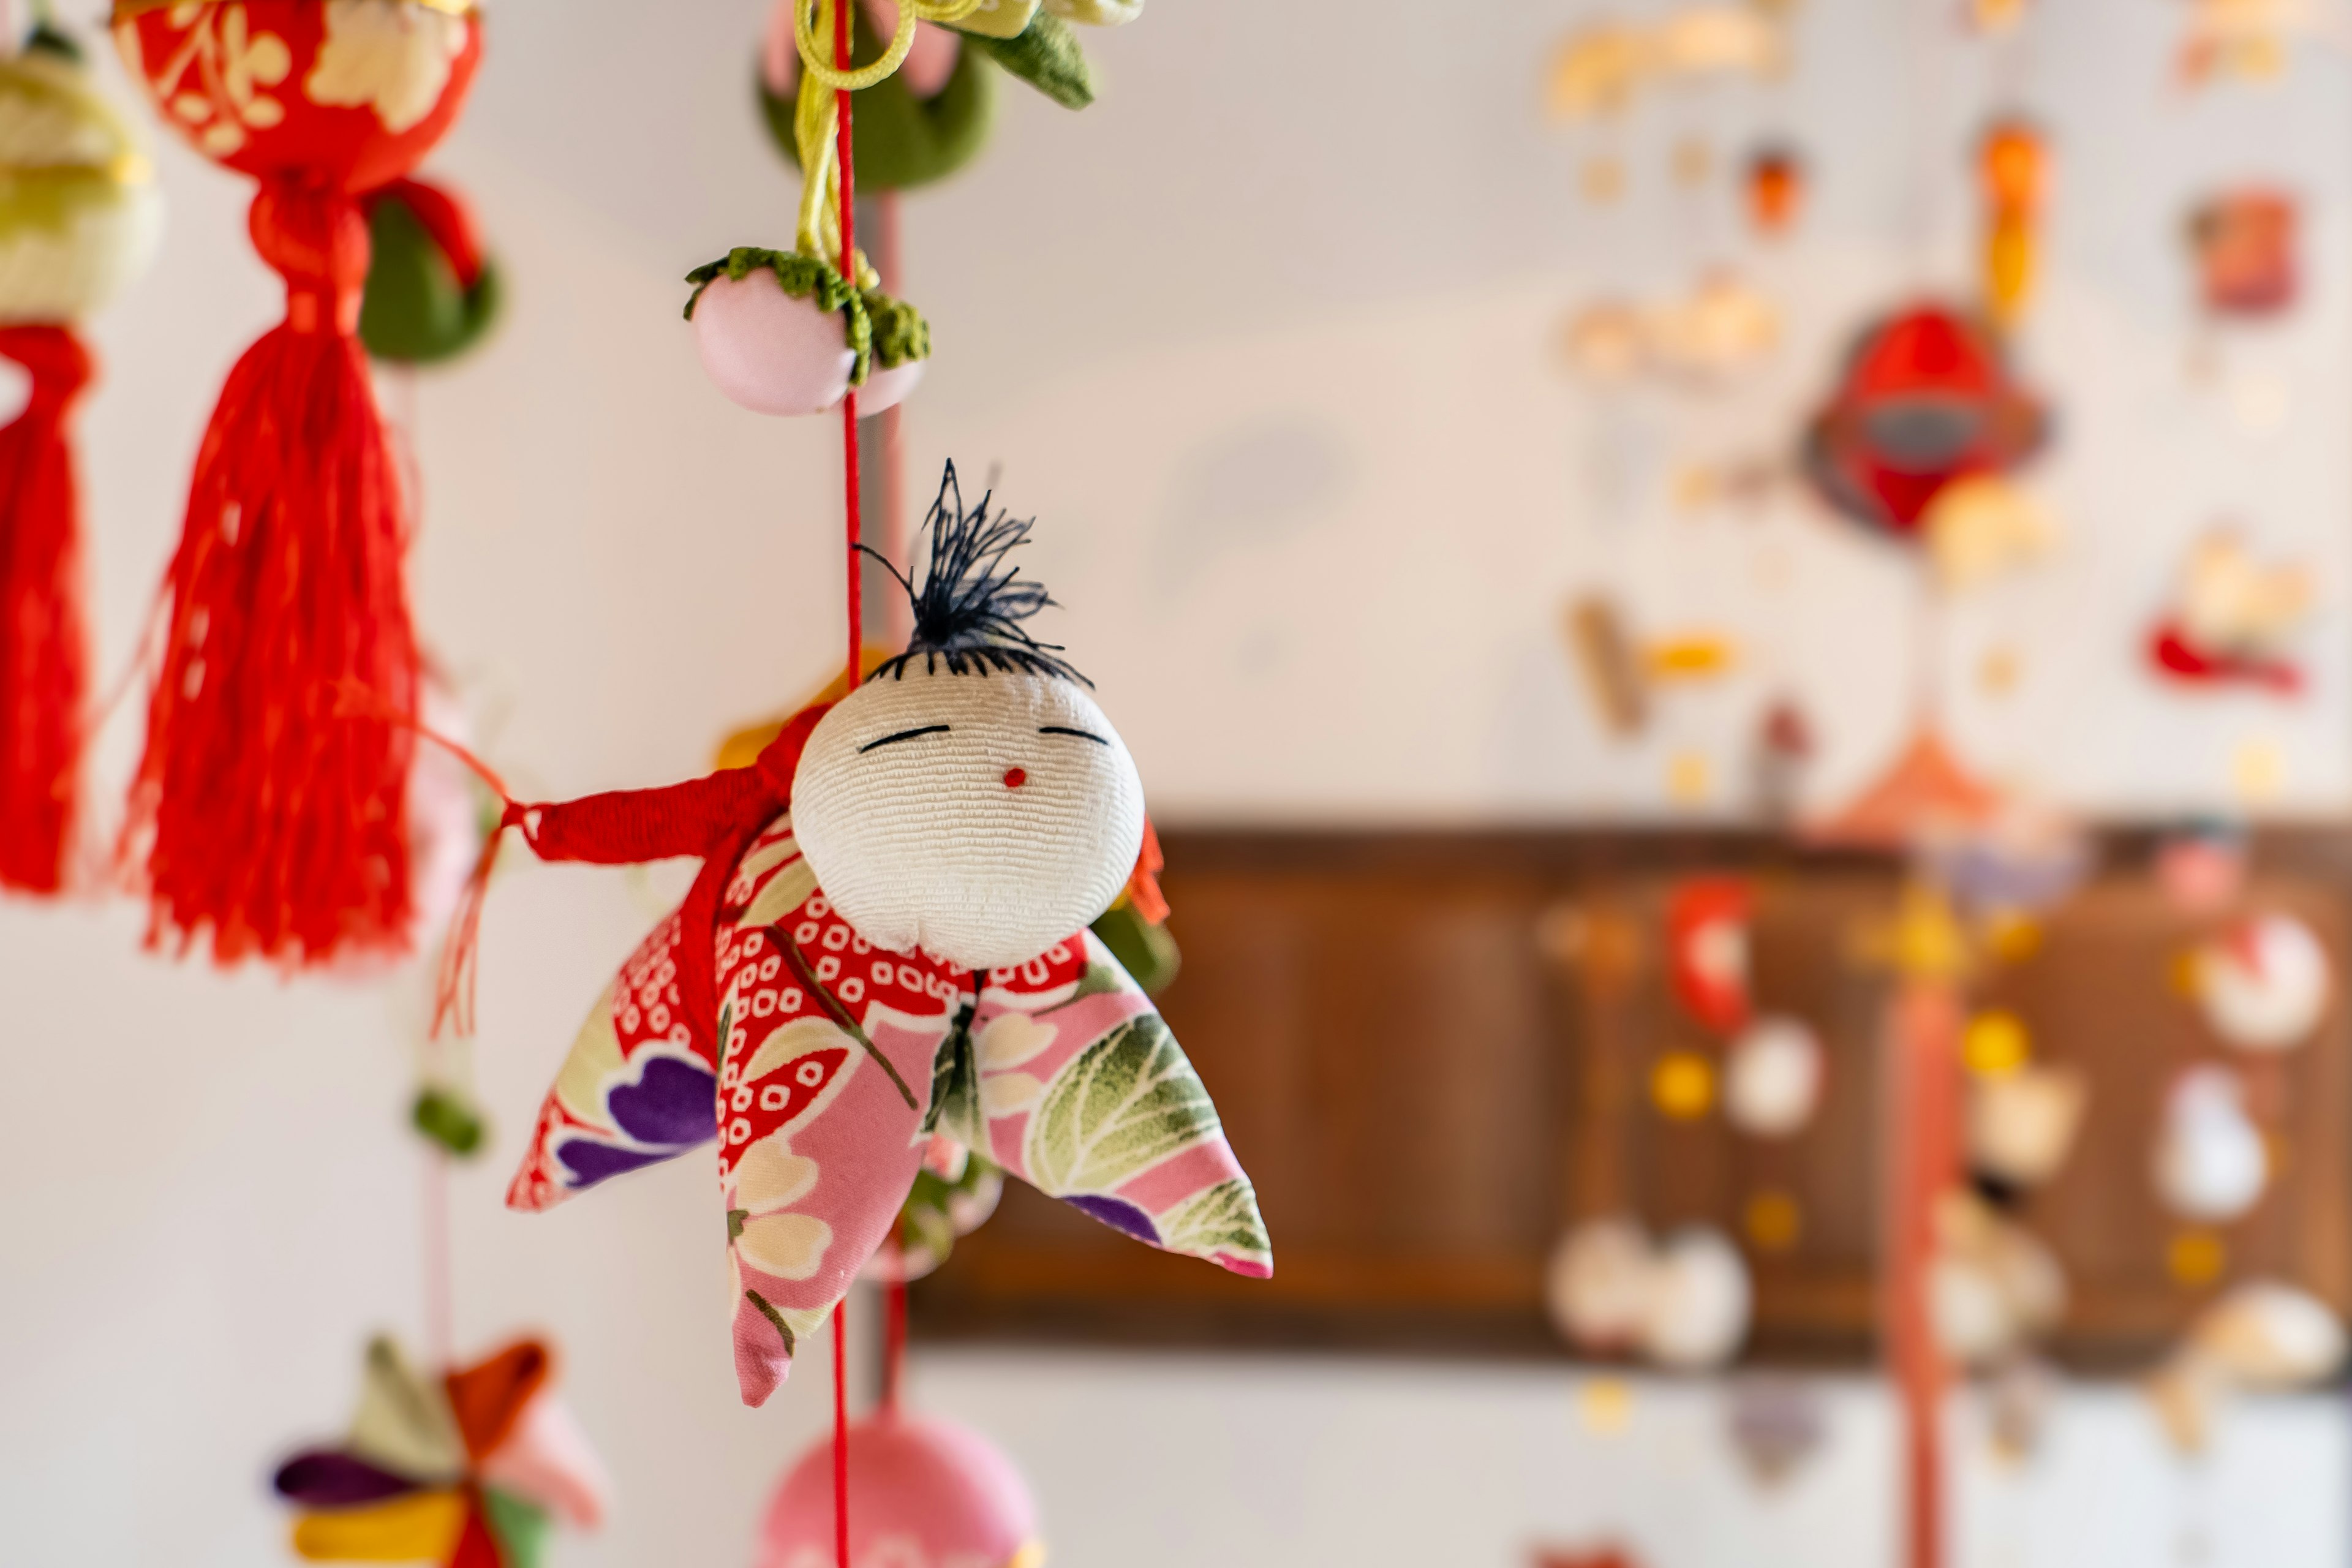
[
  {"xmin": 1038, "ymin": 725, "xmax": 1109, "ymax": 745},
  {"xmin": 859, "ymin": 725, "xmax": 951, "ymax": 753}
]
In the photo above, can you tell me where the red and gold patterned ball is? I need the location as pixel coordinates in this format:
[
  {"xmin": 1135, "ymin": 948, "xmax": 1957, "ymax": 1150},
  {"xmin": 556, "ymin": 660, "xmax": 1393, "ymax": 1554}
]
[{"xmin": 112, "ymin": 0, "xmax": 481, "ymax": 193}]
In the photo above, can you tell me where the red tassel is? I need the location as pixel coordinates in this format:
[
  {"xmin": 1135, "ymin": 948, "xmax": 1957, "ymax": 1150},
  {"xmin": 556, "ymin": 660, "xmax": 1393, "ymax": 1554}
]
[
  {"xmin": 123, "ymin": 183, "xmax": 418, "ymax": 966},
  {"xmin": 0, "ymin": 326, "xmax": 94, "ymax": 895}
]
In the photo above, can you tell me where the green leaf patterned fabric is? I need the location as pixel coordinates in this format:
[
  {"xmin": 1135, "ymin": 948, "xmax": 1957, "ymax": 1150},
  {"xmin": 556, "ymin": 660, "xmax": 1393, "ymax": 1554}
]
[{"xmin": 1025, "ymin": 1016, "xmax": 1219, "ymax": 1197}]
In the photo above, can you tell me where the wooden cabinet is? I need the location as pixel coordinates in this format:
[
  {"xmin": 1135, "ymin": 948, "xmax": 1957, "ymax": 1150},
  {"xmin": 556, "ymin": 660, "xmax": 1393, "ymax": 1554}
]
[{"xmin": 914, "ymin": 831, "xmax": 2352, "ymax": 1368}]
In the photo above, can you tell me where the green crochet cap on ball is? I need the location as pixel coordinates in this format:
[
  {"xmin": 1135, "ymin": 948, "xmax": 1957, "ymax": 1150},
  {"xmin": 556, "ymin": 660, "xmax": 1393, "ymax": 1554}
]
[
  {"xmin": 684, "ymin": 245, "xmax": 931, "ymax": 386},
  {"xmin": 360, "ymin": 195, "xmax": 501, "ymax": 366}
]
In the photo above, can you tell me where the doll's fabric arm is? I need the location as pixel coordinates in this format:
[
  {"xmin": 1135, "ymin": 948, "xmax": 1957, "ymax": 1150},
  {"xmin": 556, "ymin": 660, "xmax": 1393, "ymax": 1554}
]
[
  {"xmin": 518, "ymin": 766, "xmax": 773, "ymax": 865},
  {"xmin": 962, "ymin": 930, "xmax": 1272, "ymax": 1278},
  {"xmin": 505, "ymin": 907, "xmax": 718, "ymax": 1213}
]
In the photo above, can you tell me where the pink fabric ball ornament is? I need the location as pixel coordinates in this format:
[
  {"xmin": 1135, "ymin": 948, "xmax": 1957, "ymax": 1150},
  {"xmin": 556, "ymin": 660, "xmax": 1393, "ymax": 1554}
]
[
  {"xmin": 755, "ymin": 1412, "xmax": 1041, "ymax": 1568},
  {"xmin": 693, "ymin": 270, "xmax": 857, "ymax": 417},
  {"xmin": 857, "ymin": 355, "xmax": 926, "ymax": 415}
]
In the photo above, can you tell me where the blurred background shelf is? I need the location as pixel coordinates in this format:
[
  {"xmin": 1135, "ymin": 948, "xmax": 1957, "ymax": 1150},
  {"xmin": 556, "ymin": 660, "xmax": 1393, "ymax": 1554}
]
[{"xmin": 918, "ymin": 827, "xmax": 2352, "ymax": 1371}]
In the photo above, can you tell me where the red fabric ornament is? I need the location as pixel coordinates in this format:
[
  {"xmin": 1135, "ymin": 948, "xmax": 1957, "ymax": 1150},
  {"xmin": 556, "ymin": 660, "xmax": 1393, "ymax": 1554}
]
[
  {"xmin": 1666, "ymin": 876, "xmax": 1752, "ymax": 1035},
  {"xmin": 113, "ymin": 0, "xmax": 483, "ymax": 965},
  {"xmin": 0, "ymin": 327, "xmax": 94, "ymax": 893},
  {"xmin": 1802, "ymin": 304, "xmax": 2048, "ymax": 537}
]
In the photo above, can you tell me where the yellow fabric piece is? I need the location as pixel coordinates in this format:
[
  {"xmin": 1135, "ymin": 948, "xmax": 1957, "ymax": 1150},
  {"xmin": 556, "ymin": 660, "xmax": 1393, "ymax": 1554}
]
[
  {"xmin": 951, "ymin": 0, "xmax": 1042, "ymax": 38},
  {"xmin": 290, "ymin": 1491, "xmax": 468, "ymax": 1562},
  {"xmin": 347, "ymin": 1337, "xmax": 466, "ymax": 1484}
]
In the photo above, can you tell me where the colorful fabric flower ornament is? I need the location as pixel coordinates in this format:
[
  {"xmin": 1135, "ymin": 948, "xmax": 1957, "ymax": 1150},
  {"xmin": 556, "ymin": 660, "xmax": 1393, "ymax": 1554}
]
[
  {"xmin": 0, "ymin": 20, "xmax": 160, "ymax": 893},
  {"xmin": 1801, "ymin": 304, "xmax": 2049, "ymax": 537},
  {"xmin": 110, "ymin": 0, "xmax": 483, "ymax": 965},
  {"xmin": 486, "ymin": 462, "xmax": 1270, "ymax": 1406},
  {"xmin": 360, "ymin": 174, "xmax": 499, "ymax": 364},
  {"xmin": 273, "ymin": 1335, "xmax": 607, "ymax": 1568},
  {"xmin": 755, "ymin": 1410, "xmax": 1042, "ymax": 1568}
]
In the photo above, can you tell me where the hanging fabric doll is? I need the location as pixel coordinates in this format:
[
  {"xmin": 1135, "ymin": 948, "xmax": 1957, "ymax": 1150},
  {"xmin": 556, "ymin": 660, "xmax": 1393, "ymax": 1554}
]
[
  {"xmin": 273, "ymin": 1335, "xmax": 607, "ymax": 1567},
  {"xmin": 0, "ymin": 15, "xmax": 160, "ymax": 893},
  {"xmin": 111, "ymin": 0, "xmax": 483, "ymax": 965},
  {"xmin": 484, "ymin": 463, "xmax": 1270, "ymax": 1406}
]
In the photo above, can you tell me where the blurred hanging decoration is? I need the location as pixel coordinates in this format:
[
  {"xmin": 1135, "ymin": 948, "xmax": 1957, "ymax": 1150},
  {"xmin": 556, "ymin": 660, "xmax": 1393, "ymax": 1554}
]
[
  {"xmin": 1556, "ymin": 273, "xmax": 1781, "ymax": 386},
  {"xmin": 1562, "ymin": 594, "xmax": 1739, "ymax": 738},
  {"xmin": 1544, "ymin": 1, "xmax": 1786, "ymax": 121},
  {"xmin": 2155, "ymin": 818, "xmax": 2250, "ymax": 913},
  {"xmin": 755, "ymin": 1409, "xmax": 1043, "ymax": 1568},
  {"xmin": 1920, "ymin": 473, "xmax": 2056, "ymax": 592},
  {"xmin": 2146, "ymin": 1280, "xmax": 2347, "ymax": 1452},
  {"xmin": 359, "ymin": 176, "xmax": 500, "ymax": 366},
  {"xmin": 2153, "ymin": 1065, "xmax": 2270, "ymax": 1221},
  {"xmin": 0, "ymin": 12, "xmax": 159, "ymax": 895},
  {"xmin": 273, "ymin": 1336, "xmax": 608, "ymax": 1568},
  {"xmin": 1545, "ymin": 21, "xmax": 1647, "ymax": 119},
  {"xmin": 110, "ymin": 0, "xmax": 483, "ymax": 966},
  {"xmin": 1751, "ymin": 697, "xmax": 1817, "ymax": 821},
  {"xmin": 1801, "ymin": 304, "xmax": 2051, "ymax": 540},
  {"xmin": 1928, "ymin": 1190, "xmax": 2067, "ymax": 1369},
  {"xmin": 1545, "ymin": 1216, "xmax": 1755, "ymax": 1370},
  {"xmin": 2146, "ymin": 529, "xmax": 2313, "ymax": 693},
  {"xmin": 1977, "ymin": 119, "xmax": 2046, "ymax": 334},
  {"xmin": 2176, "ymin": 0, "xmax": 2348, "ymax": 88},
  {"xmin": 1665, "ymin": 875, "xmax": 1754, "ymax": 1034},
  {"xmin": 1743, "ymin": 143, "xmax": 1804, "ymax": 236},
  {"xmin": 1723, "ymin": 1015, "xmax": 1825, "ymax": 1138},
  {"xmin": 1967, "ymin": 0, "xmax": 2034, "ymax": 36},
  {"xmin": 1808, "ymin": 728, "xmax": 2004, "ymax": 851},
  {"xmin": 1651, "ymin": 272, "xmax": 1781, "ymax": 380},
  {"xmin": 1725, "ymin": 1378, "xmax": 1828, "ymax": 1485},
  {"xmin": 2192, "ymin": 911, "xmax": 2331, "ymax": 1050},
  {"xmin": 1968, "ymin": 1060, "xmax": 2087, "ymax": 1194},
  {"xmin": 1532, "ymin": 1547, "xmax": 1646, "ymax": 1568},
  {"xmin": 2187, "ymin": 186, "xmax": 2299, "ymax": 317}
]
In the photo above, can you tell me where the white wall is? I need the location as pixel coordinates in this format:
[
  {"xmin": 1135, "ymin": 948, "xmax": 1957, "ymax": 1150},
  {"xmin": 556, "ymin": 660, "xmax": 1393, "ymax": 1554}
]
[{"xmin": 4, "ymin": 2, "xmax": 2351, "ymax": 1566}]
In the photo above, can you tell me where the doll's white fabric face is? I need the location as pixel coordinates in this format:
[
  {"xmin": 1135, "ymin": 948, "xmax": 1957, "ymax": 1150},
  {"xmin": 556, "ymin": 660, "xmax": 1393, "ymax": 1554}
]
[{"xmin": 791, "ymin": 663, "xmax": 1145, "ymax": 971}]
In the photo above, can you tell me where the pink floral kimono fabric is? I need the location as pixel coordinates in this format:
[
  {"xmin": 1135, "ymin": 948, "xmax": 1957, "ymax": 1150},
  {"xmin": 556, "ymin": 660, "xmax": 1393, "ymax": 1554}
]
[{"xmin": 508, "ymin": 812, "xmax": 1271, "ymax": 1405}]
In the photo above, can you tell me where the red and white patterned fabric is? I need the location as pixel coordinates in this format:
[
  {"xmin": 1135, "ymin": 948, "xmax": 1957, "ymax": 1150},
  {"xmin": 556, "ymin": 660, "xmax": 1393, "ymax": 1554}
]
[{"xmin": 507, "ymin": 807, "xmax": 1268, "ymax": 1406}]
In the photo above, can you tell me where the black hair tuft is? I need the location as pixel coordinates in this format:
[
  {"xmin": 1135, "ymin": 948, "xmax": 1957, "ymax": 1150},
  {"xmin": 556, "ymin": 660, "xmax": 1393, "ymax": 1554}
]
[{"xmin": 859, "ymin": 462, "xmax": 1090, "ymax": 685}]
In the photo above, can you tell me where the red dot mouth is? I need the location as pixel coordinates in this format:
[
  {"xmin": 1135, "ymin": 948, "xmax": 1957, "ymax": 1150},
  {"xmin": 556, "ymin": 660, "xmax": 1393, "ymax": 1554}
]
[{"xmin": 1003, "ymin": 767, "xmax": 1028, "ymax": 790}]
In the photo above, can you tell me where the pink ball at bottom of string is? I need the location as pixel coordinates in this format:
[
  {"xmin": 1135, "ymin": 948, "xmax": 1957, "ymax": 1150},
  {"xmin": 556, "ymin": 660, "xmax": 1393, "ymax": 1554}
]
[
  {"xmin": 856, "ymin": 355, "xmax": 925, "ymax": 416},
  {"xmin": 756, "ymin": 1412, "xmax": 1041, "ymax": 1568},
  {"xmin": 694, "ymin": 269, "xmax": 856, "ymax": 416},
  {"xmin": 693, "ymin": 269, "xmax": 924, "ymax": 418}
]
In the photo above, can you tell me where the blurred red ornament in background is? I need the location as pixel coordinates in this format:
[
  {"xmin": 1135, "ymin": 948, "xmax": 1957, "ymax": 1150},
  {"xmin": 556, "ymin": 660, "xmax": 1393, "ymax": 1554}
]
[
  {"xmin": 2188, "ymin": 187, "xmax": 2298, "ymax": 317},
  {"xmin": 1802, "ymin": 304, "xmax": 2049, "ymax": 537},
  {"xmin": 112, "ymin": 0, "xmax": 483, "ymax": 966}
]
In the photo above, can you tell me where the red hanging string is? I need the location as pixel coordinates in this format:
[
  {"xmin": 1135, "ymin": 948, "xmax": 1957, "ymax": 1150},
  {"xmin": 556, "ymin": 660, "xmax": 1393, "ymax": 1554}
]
[
  {"xmin": 832, "ymin": 12, "xmax": 859, "ymax": 1568},
  {"xmin": 832, "ymin": 1306, "xmax": 851, "ymax": 1568},
  {"xmin": 835, "ymin": 0, "xmax": 862, "ymax": 695}
]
